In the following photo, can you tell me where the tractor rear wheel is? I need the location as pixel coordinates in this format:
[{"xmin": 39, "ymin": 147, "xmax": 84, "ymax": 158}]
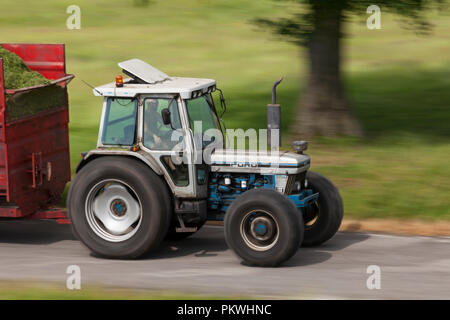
[
  {"xmin": 302, "ymin": 171, "xmax": 343, "ymax": 247},
  {"xmin": 68, "ymin": 156, "xmax": 171, "ymax": 259},
  {"xmin": 224, "ymin": 189, "xmax": 303, "ymax": 267}
]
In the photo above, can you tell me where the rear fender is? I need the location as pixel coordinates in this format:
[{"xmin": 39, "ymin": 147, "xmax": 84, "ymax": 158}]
[{"xmin": 76, "ymin": 149, "xmax": 164, "ymax": 175}]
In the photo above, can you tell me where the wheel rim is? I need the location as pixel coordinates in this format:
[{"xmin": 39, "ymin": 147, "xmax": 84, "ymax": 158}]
[
  {"xmin": 85, "ymin": 179, "xmax": 142, "ymax": 242},
  {"xmin": 240, "ymin": 210, "xmax": 279, "ymax": 251}
]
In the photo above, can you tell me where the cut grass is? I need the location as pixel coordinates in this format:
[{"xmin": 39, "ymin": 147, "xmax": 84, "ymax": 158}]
[
  {"xmin": 0, "ymin": 47, "xmax": 50, "ymax": 89},
  {"xmin": 0, "ymin": 0, "xmax": 449, "ymax": 220}
]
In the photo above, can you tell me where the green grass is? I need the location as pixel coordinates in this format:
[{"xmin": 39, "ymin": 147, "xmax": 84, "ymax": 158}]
[
  {"xmin": 1, "ymin": 0, "xmax": 449, "ymax": 220},
  {"xmin": 0, "ymin": 282, "xmax": 240, "ymax": 300},
  {"xmin": 308, "ymin": 137, "xmax": 450, "ymax": 220}
]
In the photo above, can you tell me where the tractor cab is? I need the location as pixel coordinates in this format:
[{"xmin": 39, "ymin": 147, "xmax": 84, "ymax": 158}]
[{"xmin": 89, "ymin": 59, "xmax": 223, "ymax": 199}]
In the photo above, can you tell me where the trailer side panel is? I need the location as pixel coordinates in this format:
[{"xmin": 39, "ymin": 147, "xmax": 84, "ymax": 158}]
[{"xmin": 0, "ymin": 44, "xmax": 71, "ymax": 217}]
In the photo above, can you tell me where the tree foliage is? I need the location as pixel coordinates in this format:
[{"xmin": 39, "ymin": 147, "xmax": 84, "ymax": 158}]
[{"xmin": 256, "ymin": 0, "xmax": 444, "ymax": 46}]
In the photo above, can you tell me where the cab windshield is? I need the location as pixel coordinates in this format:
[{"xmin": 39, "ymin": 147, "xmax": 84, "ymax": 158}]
[
  {"xmin": 185, "ymin": 95, "xmax": 221, "ymax": 131},
  {"xmin": 185, "ymin": 95, "xmax": 223, "ymax": 147}
]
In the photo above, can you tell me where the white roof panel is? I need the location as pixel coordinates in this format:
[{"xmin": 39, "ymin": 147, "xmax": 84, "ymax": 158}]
[
  {"xmin": 93, "ymin": 77, "xmax": 216, "ymax": 99},
  {"xmin": 94, "ymin": 59, "xmax": 216, "ymax": 99},
  {"xmin": 118, "ymin": 59, "xmax": 169, "ymax": 84}
]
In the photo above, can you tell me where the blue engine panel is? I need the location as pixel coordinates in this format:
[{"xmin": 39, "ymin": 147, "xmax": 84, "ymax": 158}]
[{"xmin": 207, "ymin": 172, "xmax": 318, "ymax": 220}]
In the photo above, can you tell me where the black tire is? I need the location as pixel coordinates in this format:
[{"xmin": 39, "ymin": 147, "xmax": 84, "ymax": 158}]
[
  {"xmin": 165, "ymin": 220, "xmax": 205, "ymax": 241},
  {"xmin": 302, "ymin": 171, "xmax": 343, "ymax": 247},
  {"xmin": 224, "ymin": 189, "xmax": 303, "ymax": 267},
  {"xmin": 67, "ymin": 156, "xmax": 171, "ymax": 259}
]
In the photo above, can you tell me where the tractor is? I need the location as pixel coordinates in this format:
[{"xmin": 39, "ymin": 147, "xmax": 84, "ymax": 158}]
[{"xmin": 68, "ymin": 59, "xmax": 343, "ymax": 267}]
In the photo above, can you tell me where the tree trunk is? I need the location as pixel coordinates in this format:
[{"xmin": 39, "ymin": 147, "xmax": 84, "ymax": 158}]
[{"xmin": 291, "ymin": 2, "xmax": 362, "ymax": 139}]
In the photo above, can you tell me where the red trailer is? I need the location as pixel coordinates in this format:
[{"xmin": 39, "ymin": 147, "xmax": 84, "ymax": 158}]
[{"xmin": 0, "ymin": 43, "xmax": 73, "ymax": 224}]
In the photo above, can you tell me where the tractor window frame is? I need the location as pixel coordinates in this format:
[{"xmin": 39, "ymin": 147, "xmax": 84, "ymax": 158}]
[{"xmin": 100, "ymin": 97, "xmax": 138, "ymax": 147}]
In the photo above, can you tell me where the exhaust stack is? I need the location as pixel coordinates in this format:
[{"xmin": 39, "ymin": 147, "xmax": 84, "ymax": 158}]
[{"xmin": 267, "ymin": 78, "xmax": 283, "ymax": 150}]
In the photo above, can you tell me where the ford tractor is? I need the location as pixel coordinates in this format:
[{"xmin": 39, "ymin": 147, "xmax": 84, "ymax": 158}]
[{"xmin": 68, "ymin": 59, "xmax": 343, "ymax": 267}]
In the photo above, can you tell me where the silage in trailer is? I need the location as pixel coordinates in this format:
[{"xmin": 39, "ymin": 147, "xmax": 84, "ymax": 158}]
[
  {"xmin": 0, "ymin": 47, "xmax": 50, "ymax": 89},
  {"xmin": 0, "ymin": 47, "xmax": 66, "ymax": 121}
]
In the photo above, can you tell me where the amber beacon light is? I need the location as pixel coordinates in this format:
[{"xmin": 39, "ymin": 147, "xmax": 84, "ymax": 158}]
[{"xmin": 115, "ymin": 75, "xmax": 123, "ymax": 87}]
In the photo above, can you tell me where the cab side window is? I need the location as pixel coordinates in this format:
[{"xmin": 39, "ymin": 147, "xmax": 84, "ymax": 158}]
[
  {"xmin": 143, "ymin": 98, "xmax": 182, "ymax": 150},
  {"xmin": 101, "ymin": 98, "xmax": 137, "ymax": 146}
]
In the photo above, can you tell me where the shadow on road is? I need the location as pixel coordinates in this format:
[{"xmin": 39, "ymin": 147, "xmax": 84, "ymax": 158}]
[
  {"xmin": 0, "ymin": 221, "xmax": 370, "ymax": 269},
  {"xmin": 0, "ymin": 220, "xmax": 76, "ymax": 245},
  {"xmin": 283, "ymin": 231, "xmax": 371, "ymax": 267},
  {"xmin": 145, "ymin": 226, "xmax": 229, "ymax": 260},
  {"xmin": 148, "ymin": 226, "xmax": 371, "ymax": 268}
]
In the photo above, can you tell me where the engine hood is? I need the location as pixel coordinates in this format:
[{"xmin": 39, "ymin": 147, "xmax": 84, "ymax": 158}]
[{"xmin": 208, "ymin": 149, "xmax": 310, "ymax": 175}]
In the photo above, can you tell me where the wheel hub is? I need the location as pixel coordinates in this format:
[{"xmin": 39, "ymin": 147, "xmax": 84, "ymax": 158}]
[
  {"xmin": 250, "ymin": 216, "xmax": 274, "ymax": 241},
  {"xmin": 86, "ymin": 181, "xmax": 142, "ymax": 241},
  {"xmin": 255, "ymin": 223, "xmax": 267, "ymax": 235},
  {"xmin": 110, "ymin": 199, "xmax": 127, "ymax": 217},
  {"xmin": 240, "ymin": 211, "xmax": 279, "ymax": 252}
]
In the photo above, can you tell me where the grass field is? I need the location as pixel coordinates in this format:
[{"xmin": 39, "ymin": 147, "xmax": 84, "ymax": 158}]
[
  {"xmin": 1, "ymin": 0, "xmax": 449, "ymax": 220},
  {"xmin": 0, "ymin": 281, "xmax": 238, "ymax": 300}
]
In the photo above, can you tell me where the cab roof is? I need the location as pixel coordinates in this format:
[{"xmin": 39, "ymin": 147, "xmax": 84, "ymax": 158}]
[{"xmin": 93, "ymin": 59, "xmax": 216, "ymax": 99}]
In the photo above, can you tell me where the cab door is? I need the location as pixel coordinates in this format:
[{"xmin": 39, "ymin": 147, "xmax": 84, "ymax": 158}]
[{"xmin": 139, "ymin": 94, "xmax": 199, "ymax": 198}]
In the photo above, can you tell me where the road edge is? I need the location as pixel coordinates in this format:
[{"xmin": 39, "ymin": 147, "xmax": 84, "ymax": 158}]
[{"xmin": 207, "ymin": 218, "xmax": 450, "ymax": 237}]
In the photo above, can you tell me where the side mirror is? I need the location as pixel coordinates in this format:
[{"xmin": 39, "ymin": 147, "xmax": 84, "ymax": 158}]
[{"xmin": 161, "ymin": 108, "xmax": 171, "ymax": 126}]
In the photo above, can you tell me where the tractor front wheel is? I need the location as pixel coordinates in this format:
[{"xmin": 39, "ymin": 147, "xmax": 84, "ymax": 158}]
[{"xmin": 225, "ymin": 189, "xmax": 303, "ymax": 267}]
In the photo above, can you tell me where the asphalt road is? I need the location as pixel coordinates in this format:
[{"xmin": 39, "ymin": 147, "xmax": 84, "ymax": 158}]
[{"xmin": 0, "ymin": 220, "xmax": 449, "ymax": 299}]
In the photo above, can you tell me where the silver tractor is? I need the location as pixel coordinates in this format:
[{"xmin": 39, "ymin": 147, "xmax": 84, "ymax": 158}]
[{"xmin": 68, "ymin": 59, "xmax": 343, "ymax": 267}]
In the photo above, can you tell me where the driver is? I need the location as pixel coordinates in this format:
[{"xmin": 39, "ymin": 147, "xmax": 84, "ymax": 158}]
[
  {"xmin": 144, "ymin": 99, "xmax": 178, "ymax": 171},
  {"xmin": 144, "ymin": 99, "xmax": 167, "ymax": 149}
]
